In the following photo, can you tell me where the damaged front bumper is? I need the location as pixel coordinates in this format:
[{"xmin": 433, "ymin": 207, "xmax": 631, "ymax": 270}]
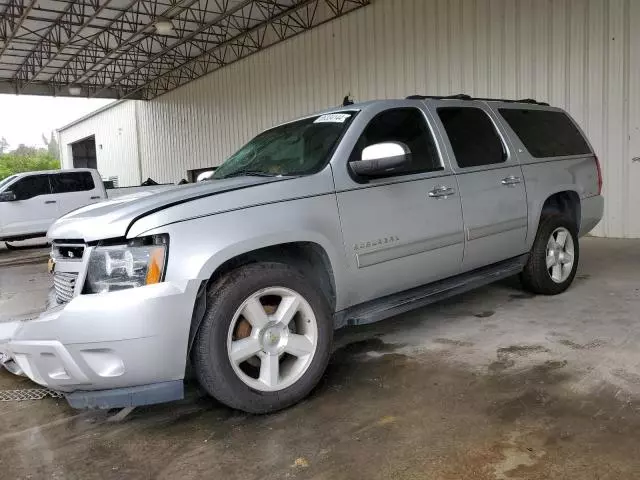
[
  {"xmin": 0, "ymin": 321, "xmax": 23, "ymax": 376},
  {"xmin": 0, "ymin": 280, "xmax": 201, "ymax": 409}
]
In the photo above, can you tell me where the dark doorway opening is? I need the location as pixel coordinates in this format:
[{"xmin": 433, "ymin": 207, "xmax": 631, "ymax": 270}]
[{"xmin": 71, "ymin": 136, "xmax": 97, "ymax": 169}]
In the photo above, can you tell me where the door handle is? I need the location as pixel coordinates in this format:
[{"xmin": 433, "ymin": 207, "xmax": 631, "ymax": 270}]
[
  {"xmin": 90, "ymin": 196, "xmax": 101, "ymax": 200},
  {"xmin": 501, "ymin": 176, "xmax": 522, "ymax": 186},
  {"xmin": 428, "ymin": 185, "xmax": 455, "ymax": 198},
  {"xmin": 44, "ymin": 200, "xmax": 57, "ymax": 204}
]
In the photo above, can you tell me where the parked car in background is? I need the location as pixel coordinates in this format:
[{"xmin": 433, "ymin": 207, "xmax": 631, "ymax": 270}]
[
  {"xmin": 0, "ymin": 96, "xmax": 603, "ymax": 415},
  {"xmin": 0, "ymin": 169, "xmax": 106, "ymax": 243},
  {"xmin": 196, "ymin": 170, "xmax": 215, "ymax": 182},
  {"xmin": 0, "ymin": 169, "xmax": 179, "ymax": 244}
]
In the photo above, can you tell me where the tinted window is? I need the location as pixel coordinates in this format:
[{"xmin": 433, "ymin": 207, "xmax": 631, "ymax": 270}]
[
  {"xmin": 499, "ymin": 109, "xmax": 591, "ymax": 158},
  {"xmin": 11, "ymin": 175, "xmax": 52, "ymax": 200},
  {"xmin": 0, "ymin": 175, "xmax": 17, "ymax": 190},
  {"xmin": 350, "ymin": 108, "xmax": 442, "ymax": 175},
  {"xmin": 51, "ymin": 172, "xmax": 95, "ymax": 193},
  {"xmin": 438, "ymin": 107, "xmax": 506, "ymax": 168}
]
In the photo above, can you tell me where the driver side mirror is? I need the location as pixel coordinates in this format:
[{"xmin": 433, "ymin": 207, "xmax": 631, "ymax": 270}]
[
  {"xmin": 0, "ymin": 191, "xmax": 16, "ymax": 202},
  {"xmin": 350, "ymin": 142, "xmax": 411, "ymax": 178}
]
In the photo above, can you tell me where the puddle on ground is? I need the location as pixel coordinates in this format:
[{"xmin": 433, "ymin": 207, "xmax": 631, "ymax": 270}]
[
  {"xmin": 509, "ymin": 292, "xmax": 536, "ymax": 300},
  {"xmin": 2, "ymin": 343, "xmax": 640, "ymax": 479},
  {"xmin": 497, "ymin": 344, "xmax": 550, "ymax": 356},
  {"xmin": 558, "ymin": 338, "xmax": 605, "ymax": 350},
  {"xmin": 474, "ymin": 310, "xmax": 495, "ymax": 318},
  {"xmin": 433, "ymin": 338, "xmax": 474, "ymax": 347}
]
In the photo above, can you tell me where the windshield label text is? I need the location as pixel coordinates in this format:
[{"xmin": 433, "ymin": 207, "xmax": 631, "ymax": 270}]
[{"xmin": 314, "ymin": 113, "xmax": 351, "ymax": 124}]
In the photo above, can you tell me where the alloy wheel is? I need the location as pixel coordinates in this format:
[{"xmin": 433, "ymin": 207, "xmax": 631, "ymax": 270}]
[{"xmin": 226, "ymin": 287, "xmax": 318, "ymax": 392}]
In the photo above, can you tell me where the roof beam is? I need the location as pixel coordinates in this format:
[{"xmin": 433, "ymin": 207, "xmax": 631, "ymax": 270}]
[
  {"xmin": 12, "ymin": 0, "xmax": 115, "ymax": 93},
  {"xmin": 49, "ymin": 0, "xmax": 201, "ymax": 93},
  {"xmin": 91, "ymin": 0, "xmax": 256, "ymax": 98},
  {"xmin": 130, "ymin": 0, "xmax": 369, "ymax": 99},
  {"xmin": 0, "ymin": 0, "xmax": 37, "ymax": 61},
  {"xmin": 0, "ymin": 0, "xmax": 370, "ymax": 100},
  {"xmin": 0, "ymin": 78, "xmax": 143, "ymax": 99}
]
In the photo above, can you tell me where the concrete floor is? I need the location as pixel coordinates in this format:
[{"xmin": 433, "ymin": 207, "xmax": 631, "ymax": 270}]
[{"xmin": 1, "ymin": 237, "xmax": 640, "ymax": 479}]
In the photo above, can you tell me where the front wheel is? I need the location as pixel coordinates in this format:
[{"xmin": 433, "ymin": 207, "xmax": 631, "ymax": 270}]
[
  {"xmin": 192, "ymin": 262, "xmax": 333, "ymax": 413},
  {"xmin": 521, "ymin": 214, "xmax": 580, "ymax": 295}
]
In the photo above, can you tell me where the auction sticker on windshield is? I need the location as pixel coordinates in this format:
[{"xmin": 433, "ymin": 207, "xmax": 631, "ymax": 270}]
[{"xmin": 314, "ymin": 113, "xmax": 351, "ymax": 123}]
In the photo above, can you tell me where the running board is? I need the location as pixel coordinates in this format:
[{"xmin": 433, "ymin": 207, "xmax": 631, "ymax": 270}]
[{"xmin": 334, "ymin": 254, "xmax": 528, "ymax": 329}]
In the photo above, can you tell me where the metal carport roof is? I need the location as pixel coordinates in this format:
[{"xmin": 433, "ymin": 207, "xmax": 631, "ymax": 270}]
[{"xmin": 0, "ymin": 0, "xmax": 368, "ymax": 100}]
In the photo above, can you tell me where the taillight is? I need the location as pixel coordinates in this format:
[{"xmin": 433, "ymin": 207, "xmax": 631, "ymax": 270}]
[{"xmin": 595, "ymin": 156, "xmax": 603, "ymax": 195}]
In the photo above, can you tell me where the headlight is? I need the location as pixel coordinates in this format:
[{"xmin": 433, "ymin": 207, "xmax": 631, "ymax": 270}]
[{"xmin": 84, "ymin": 235, "xmax": 168, "ymax": 294}]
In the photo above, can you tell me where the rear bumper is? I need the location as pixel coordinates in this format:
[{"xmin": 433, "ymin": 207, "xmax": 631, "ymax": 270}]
[
  {"xmin": 0, "ymin": 279, "xmax": 200, "ymax": 408},
  {"xmin": 579, "ymin": 195, "xmax": 604, "ymax": 237}
]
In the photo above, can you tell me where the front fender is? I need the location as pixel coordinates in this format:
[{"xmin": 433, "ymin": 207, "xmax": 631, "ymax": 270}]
[{"xmin": 140, "ymin": 195, "xmax": 350, "ymax": 311}]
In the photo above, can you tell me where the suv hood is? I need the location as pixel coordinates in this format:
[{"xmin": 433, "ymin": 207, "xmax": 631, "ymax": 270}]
[{"xmin": 47, "ymin": 176, "xmax": 284, "ymax": 243}]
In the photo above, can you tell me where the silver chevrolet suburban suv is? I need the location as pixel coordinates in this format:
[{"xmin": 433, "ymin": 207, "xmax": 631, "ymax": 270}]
[{"xmin": 0, "ymin": 96, "xmax": 604, "ymax": 414}]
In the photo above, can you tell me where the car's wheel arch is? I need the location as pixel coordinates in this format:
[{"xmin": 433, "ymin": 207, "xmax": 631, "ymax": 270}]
[
  {"xmin": 528, "ymin": 189, "xmax": 581, "ymax": 248},
  {"xmin": 187, "ymin": 236, "xmax": 341, "ymax": 359}
]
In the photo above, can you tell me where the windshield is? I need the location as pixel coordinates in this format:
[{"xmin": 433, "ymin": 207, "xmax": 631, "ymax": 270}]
[
  {"xmin": 0, "ymin": 175, "xmax": 16, "ymax": 191},
  {"xmin": 213, "ymin": 112, "xmax": 355, "ymax": 179}
]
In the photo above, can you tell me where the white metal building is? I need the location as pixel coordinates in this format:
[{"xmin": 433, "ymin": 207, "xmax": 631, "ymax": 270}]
[
  {"xmin": 58, "ymin": 101, "xmax": 142, "ymax": 188},
  {"xmin": 56, "ymin": 0, "xmax": 640, "ymax": 239}
]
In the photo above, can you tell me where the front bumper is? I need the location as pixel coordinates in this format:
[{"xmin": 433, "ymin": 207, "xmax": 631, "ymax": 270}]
[{"xmin": 0, "ymin": 279, "xmax": 200, "ymax": 408}]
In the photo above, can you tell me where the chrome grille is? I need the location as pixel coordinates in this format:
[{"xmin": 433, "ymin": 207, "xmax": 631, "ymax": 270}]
[{"xmin": 53, "ymin": 272, "xmax": 78, "ymax": 304}]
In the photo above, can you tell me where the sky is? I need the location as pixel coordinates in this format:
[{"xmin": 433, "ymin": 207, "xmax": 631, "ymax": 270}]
[{"xmin": 0, "ymin": 94, "xmax": 115, "ymax": 149}]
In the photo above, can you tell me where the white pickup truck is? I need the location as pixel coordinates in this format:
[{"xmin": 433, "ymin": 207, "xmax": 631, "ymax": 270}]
[
  {"xmin": 0, "ymin": 169, "xmax": 174, "ymax": 244},
  {"xmin": 0, "ymin": 169, "xmax": 106, "ymax": 243}
]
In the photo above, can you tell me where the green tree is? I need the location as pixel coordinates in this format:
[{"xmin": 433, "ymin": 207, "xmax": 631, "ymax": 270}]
[
  {"xmin": 0, "ymin": 150, "xmax": 60, "ymax": 181},
  {"xmin": 12, "ymin": 144, "xmax": 40, "ymax": 157},
  {"xmin": 42, "ymin": 132, "xmax": 60, "ymax": 160},
  {"xmin": 0, "ymin": 137, "xmax": 8, "ymax": 155}
]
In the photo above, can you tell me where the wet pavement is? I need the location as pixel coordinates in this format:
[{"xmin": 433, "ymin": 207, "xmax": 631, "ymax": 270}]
[
  {"xmin": 1, "ymin": 237, "xmax": 640, "ymax": 479},
  {"xmin": 0, "ymin": 239, "xmax": 49, "ymax": 268},
  {"xmin": 0, "ymin": 261, "xmax": 50, "ymax": 322}
]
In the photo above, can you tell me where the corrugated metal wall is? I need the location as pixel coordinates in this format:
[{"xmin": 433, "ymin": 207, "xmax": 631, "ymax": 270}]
[
  {"xmin": 134, "ymin": 0, "xmax": 638, "ymax": 238},
  {"xmin": 59, "ymin": 101, "xmax": 141, "ymax": 188}
]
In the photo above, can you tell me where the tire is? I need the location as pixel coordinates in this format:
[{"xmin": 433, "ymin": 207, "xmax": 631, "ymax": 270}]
[
  {"xmin": 192, "ymin": 261, "xmax": 333, "ymax": 414},
  {"xmin": 521, "ymin": 213, "xmax": 580, "ymax": 295}
]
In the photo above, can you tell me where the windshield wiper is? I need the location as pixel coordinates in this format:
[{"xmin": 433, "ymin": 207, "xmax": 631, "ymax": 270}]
[{"xmin": 219, "ymin": 170, "xmax": 279, "ymax": 179}]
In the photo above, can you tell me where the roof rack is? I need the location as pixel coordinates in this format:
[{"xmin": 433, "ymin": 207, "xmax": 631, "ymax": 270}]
[{"xmin": 406, "ymin": 94, "xmax": 549, "ymax": 106}]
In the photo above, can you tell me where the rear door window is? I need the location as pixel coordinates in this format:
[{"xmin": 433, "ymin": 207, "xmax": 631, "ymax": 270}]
[
  {"xmin": 51, "ymin": 172, "xmax": 95, "ymax": 193},
  {"xmin": 10, "ymin": 175, "xmax": 52, "ymax": 200},
  {"xmin": 498, "ymin": 109, "xmax": 591, "ymax": 158},
  {"xmin": 437, "ymin": 107, "xmax": 506, "ymax": 168}
]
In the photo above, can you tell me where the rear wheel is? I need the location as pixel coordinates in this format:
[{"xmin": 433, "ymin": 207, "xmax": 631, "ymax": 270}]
[
  {"xmin": 192, "ymin": 262, "xmax": 333, "ymax": 413},
  {"xmin": 521, "ymin": 214, "xmax": 580, "ymax": 295}
]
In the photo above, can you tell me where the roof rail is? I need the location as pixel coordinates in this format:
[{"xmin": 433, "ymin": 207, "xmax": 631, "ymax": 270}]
[{"xmin": 406, "ymin": 94, "xmax": 549, "ymax": 106}]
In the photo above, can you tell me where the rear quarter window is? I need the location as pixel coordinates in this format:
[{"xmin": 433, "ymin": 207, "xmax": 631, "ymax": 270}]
[{"xmin": 498, "ymin": 109, "xmax": 592, "ymax": 158}]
